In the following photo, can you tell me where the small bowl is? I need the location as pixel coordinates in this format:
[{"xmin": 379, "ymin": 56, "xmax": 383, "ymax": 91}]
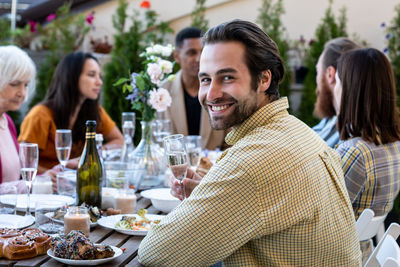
[{"xmin": 140, "ymin": 188, "xmax": 180, "ymax": 213}]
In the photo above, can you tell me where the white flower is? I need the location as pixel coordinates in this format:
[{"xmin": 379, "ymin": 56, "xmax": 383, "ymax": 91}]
[
  {"xmin": 161, "ymin": 44, "xmax": 173, "ymax": 57},
  {"xmin": 152, "ymin": 44, "xmax": 164, "ymax": 55},
  {"xmin": 159, "ymin": 59, "xmax": 173, "ymax": 74},
  {"xmin": 148, "ymin": 88, "xmax": 172, "ymax": 112},
  {"xmin": 145, "ymin": 46, "xmax": 154, "ymax": 54},
  {"xmin": 147, "ymin": 63, "xmax": 163, "ymax": 85}
]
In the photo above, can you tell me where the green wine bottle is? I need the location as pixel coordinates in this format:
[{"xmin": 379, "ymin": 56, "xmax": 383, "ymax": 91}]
[{"xmin": 76, "ymin": 120, "xmax": 103, "ymax": 207}]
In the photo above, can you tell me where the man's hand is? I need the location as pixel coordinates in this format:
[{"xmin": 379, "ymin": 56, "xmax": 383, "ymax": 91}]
[{"xmin": 170, "ymin": 168, "xmax": 202, "ymax": 200}]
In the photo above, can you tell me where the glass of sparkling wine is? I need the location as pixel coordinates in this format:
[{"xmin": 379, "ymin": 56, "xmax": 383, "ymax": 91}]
[
  {"xmin": 163, "ymin": 134, "xmax": 190, "ymax": 199},
  {"xmin": 19, "ymin": 143, "xmax": 38, "ymax": 217},
  {"xmin": 55, "ymin": 129, "xmax": 72, "ymax": 171}
]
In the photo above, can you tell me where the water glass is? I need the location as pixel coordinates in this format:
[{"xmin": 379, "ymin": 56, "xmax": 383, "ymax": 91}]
[
  {"xmin": 184, "ymin": 135, "xmax": 202, "ymax": 167},
  {"xmin": 154, "ymin": 119, "xmax": 171, "ymax": 146},
  {"xmin": 0, "ymin": 186, "xmax": 17, "ymax": 214},
  {"xmin": 55, "ymin": 129, "xmax": 72, "ymax": 171},
  {"xmin": 56, "ymin": 171, "xmax": 76, "ymax": 197},
  {"xmin": 35, "ymin": 200, "xmax": 65, "ymax": 234}
]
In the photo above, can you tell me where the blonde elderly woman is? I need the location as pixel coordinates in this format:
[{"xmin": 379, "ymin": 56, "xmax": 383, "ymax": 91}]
[
  {"xmin": 0, "ymin": 46, "xmax": 63, "ymax": 194},
  {"xmin": 0, "ymin": 45, "xmax": 36, "ymax": 193}
]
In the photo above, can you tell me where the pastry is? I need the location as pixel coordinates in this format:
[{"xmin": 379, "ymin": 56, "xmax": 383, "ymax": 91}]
[
  {"xmin": 0, "ymin": 228, "xmax": 51, "ymax": 260},
  {"xmin": 196, "ymin": 157, "xmax": 213, "ymax": 177}
]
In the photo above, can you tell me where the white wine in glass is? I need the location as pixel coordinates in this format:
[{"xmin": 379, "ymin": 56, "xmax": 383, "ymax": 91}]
[
  {"xmin": 19, "ymin": 143, "xmax": 38, "ymax": 217},
  {"xmin": 55, "ymin": 129, "xmax": 72, "ymax": 170},
  {"xmin": 163, "ymin": 134, "xmax": 189, "ymax": 199}
]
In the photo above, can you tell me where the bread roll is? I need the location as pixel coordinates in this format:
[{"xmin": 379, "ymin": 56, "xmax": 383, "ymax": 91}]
[{"xmin": 3, "ymin": 236, "xmax": 37, "ymax": 260}]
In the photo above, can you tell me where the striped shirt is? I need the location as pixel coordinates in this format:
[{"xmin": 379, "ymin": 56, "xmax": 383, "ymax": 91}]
[
  {"xmin": 336, "ymin": 137, "xmax": 400, "ymax": 263},
  {"xmin": 138, "ymin": 98, "xmax": 361, "ymax": 266}
]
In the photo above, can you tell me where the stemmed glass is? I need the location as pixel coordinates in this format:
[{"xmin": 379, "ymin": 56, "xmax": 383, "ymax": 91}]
[
  {"xmin": 55, "ymin": 129, "xmax": 72, "ymax": 171},
  {"xmin": 19, "ymin": 143, "xmax": 38, "ymax": 217},
  {"xmin": 163, "ymin": 134, "xmax": 190, "ymax": 199}
]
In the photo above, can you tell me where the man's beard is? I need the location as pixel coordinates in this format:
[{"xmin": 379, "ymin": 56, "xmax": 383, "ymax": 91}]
[
  {"xmin": 313, "ymin": 77, "xmax": 336, "ymax": 119},
  {"xmin": 203, "ymin": 92, "xmax": 258, "ymax": 130}
]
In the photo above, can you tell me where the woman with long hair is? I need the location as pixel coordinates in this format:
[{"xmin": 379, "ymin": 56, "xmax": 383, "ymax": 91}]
[
  {"xmin": 334, "ymin": 48, "xmax": 400, "ymax": 263},
  {"xmin": 19, "ymin": 52, "xmax": 123, "ymax": 173}
]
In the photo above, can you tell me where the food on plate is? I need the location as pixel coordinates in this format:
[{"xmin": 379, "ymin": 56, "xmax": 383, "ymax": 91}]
[
  {"xmin": 115, "ymin": 208, "xmax": 160, "ymax": 231},
  {"xmin": 106, "ymin": 207, "xmax": 121, "ymax": 216},
  {"xmin": 0, "ymin": 228, "xmax": 51, "ymax": 260},
  {"xmin": 51, "ymin": 204, "xmax": 101, "ymax": 223},
  {"xmin": 88, "ymin": 206, "xmax": 101, "ymax": 222},
  {"xmin": 196, "ymin": 157, "xmax": 213, "ymax": 177},
  {"xmin": 51, "ymin": 230, "xmax": 114, "ymax": 260}
]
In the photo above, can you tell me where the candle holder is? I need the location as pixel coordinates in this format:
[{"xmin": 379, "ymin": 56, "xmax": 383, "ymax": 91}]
[{"xmin": 64, "ymin": 206, "xmax": 90, "ymax": 237}]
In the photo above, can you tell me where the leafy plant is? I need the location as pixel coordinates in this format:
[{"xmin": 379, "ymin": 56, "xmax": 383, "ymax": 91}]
[
  {"xmin": 297, "ymin": 0, "xmax": 347, "ymax": 126},
  {"xmin": 0, "ymin": 17, "xmax": 11, "ymax": 44},
  {"xmin": 102, "ymin": 0, "xmax": 172, "ymax": 144},
  {"xmin": 383, "ymin": 4, "xmax": 400, "ymax": 107},
  {"xmin": 191, "ymin": 0, "xmax": 209, "ymax": 33},
  {"xmin": 28, "ymin": 3, "xmax": 92, "ymax": 109},
  {"xmin": 257, "ymin": 0, "xmax": 292, "ymax": 111}
]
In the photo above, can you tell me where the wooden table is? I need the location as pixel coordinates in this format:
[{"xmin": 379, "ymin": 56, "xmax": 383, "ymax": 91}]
[{"xmin": 0, "ymin": 193, "xmax": 165, "ymax": 266}]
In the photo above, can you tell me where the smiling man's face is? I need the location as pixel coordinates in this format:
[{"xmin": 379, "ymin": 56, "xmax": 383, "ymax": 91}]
[{"xmin": 198, "ymin": 41, "xmax": 267, "ymax": 130}]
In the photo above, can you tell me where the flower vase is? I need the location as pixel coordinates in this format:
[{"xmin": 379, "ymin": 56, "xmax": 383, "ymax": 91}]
[{"xmin": 129, "ymin": 121, "xmax": 165, "ymax": 189}]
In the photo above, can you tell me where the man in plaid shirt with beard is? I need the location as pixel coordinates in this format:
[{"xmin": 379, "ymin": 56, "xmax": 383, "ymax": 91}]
[{"xmin": 138, "ymin": 20, "xmax": 361, "ymax": 267}]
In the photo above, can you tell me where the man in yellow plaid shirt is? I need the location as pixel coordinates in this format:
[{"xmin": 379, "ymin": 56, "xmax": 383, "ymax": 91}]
[{"xmin": 138, "ymin": 20, "xmax": 361, "ymax": 266}]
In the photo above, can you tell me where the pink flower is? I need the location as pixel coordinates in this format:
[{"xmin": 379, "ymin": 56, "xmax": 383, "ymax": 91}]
[
  {"xmin": 140, "ymin": 0, "xmax": 151, "ymax": 9},
  {"xmin": 86, "ymin": 12, "xmax": 95, "ymax": 25},
  {"xmin": 46, "ymin": 13, "xmax": 56, "ymax": 22},
  {"xmin": 148, "ymin": 88, "xmax": 172, "ymax": 112},
  {"xmin": 147, "ymin": 63, "xmax": 163, "ymax": 85},
  {"xmin": 29, "ymin": 21, "xmax": 37, "ymax": 33}
]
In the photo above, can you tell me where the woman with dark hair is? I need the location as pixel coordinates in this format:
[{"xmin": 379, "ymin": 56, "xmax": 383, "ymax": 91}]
[
  {"xmin": 334, "ymin": 47, "xmax": 400, "ymax": 263},
  {"xmin": 19, "ymin": 52, "xmax": 123, "ymax": 173}
]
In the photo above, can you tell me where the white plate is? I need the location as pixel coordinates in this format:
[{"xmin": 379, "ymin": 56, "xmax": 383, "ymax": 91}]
[
  {"xmin": 45, "ymin": 212, "xmax": 98, "ymax": 228},
  {"xmin": 0, "ymin": 194, "xmax": 75, "ymax": 212},
  {"xmin": 47, "ymin": 245, "xmax": 122, "ymax": 266},
  {"xmin": 97, "ymin": 214, "xmax": 165, "ymax": 236},
  {"xmin": 140, "ymin": 188, "xmax": 180, "ymax": 213},
  {"xmin": 0, "ymin": 214, "xmax": 35, "ymax": 229}
]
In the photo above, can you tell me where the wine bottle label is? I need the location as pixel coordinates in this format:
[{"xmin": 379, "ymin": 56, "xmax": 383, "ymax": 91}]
[{"xmin": 85, "ymin": 132, "xmax": 96, "ymax": 138}]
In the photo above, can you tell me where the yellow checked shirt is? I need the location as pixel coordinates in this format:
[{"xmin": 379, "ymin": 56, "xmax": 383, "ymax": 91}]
[{"xmin": 138, "ymin": 98, "xmax": 361, "ymax": 267}]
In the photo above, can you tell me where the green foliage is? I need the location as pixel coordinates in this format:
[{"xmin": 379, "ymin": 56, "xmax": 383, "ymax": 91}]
[
  {"xmin": 297, "ymin": 0, "xmax": 347, "ymax": 126},
  {"xmin": 28, "ymin": 3, "xmax": 92, "ymax": 109},
  {"xmin": 191, "ymin": 0, "xmax": 209, "ymax": 33},
  {"xmin": 385, "ymin": 4, "xmax": 400, "ymax": 107},
  {"xmin": 0, "ymin": 17, "xmax": 11, "ymax": 44},
  {"xmin": 102, "ymin": 0, "xmax": 172, "ymax": 144},
  {"xmin": 257, "ymin": 0, "xmax": 292, "ymax": 111}
]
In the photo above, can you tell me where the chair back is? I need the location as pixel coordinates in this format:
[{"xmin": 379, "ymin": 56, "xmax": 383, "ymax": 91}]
[
  {"xmin": 365, "ymin": 223, "xmax": 400, "ymax": 267},
  {"xmin": 356, "ymin": 209, "xmax": 387, "ymax": 242}
]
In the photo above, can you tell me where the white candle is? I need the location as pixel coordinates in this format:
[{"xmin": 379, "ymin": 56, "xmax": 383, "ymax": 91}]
[
  {"xmin": 64, "ymin": 207, "xmax": 90, "ymax": 236},
  {"xmin": 115, "ymin": 194, "xmax": 136, "ymax": 214}
]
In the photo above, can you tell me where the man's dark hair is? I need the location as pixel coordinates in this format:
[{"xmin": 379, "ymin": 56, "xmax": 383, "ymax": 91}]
[
  {"xmin": 202, "ymin": 19, "xmax": 284, "ymax": 99},
  {"xmin": 175, "ymin": 27, "xmax": 202, "ymax": 49},
  {"xmin": 337, "ymin": 48, "xmax": 400, "ymax": 144},
  {"xmin": 322, "ymin": 37, "xmax": 360, "ymax": 70}
]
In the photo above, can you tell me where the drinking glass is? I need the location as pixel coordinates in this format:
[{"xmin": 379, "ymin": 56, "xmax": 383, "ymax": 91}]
[
  {"xmin": 154, "ymin": 119, "xmax": 171, "ymax": 147},
  {"xmin": 56, "ymin": 170, "xmax": 76, "ymax": 197},
  {"xmin": 0, "ymin": 186, "xmax": 17, "ymax": 214},
  {"xmin": 121, "ymin": 112, "xmax": 136, "ymax": 161},
  {"xmin": 19, "ymin": 143, "xmax": 38, "ymax": 217},
  {"xmin": 55, "ymin": 129, "xmax": 72, "ymax": 171},
  {"xmin": 163, "ymin": 134, "xmax": 190, "ymax": 199},
  {"xmin": 35, "ymin": 200, "xmax": 65, "ymax": 234},
  {"xmin": 184, "ymin": 135, "xmax": 202, "ymax": 167}
]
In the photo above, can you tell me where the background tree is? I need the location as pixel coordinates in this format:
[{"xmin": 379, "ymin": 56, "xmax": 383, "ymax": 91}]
[
  {"xmin": 297, "ymin": 0, "xmax": 347, "ymax": 126},
  {"xmin": 257, "ymin": 0, "xmax": 292, "ymax": 111},
  {"xmin": 191, "ymin": 0, "xmax": 209, "ymax": 33},
  {"xmin": 102, "ymin": 0, "xmax": 172, "ymax": 144}
]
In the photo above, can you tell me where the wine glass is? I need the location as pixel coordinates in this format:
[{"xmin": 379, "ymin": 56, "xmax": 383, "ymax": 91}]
[
  {"xmin": 163, "ymin": 134, "xmax": 190, "ymax": 199},
  {"xmin": 121, "ymin": 112, "xmax": 135, "ymax": 161},
  {"xmin": 55, "ymin": 129, "xmax": 72, "ymax": 171},
  {"xmin": 19, "ymin": 143, "xmax": 38, "ymax": 217},
  {"xmin": 184, "ymin": 135, "xmax": 202, "ymax": 168}
]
